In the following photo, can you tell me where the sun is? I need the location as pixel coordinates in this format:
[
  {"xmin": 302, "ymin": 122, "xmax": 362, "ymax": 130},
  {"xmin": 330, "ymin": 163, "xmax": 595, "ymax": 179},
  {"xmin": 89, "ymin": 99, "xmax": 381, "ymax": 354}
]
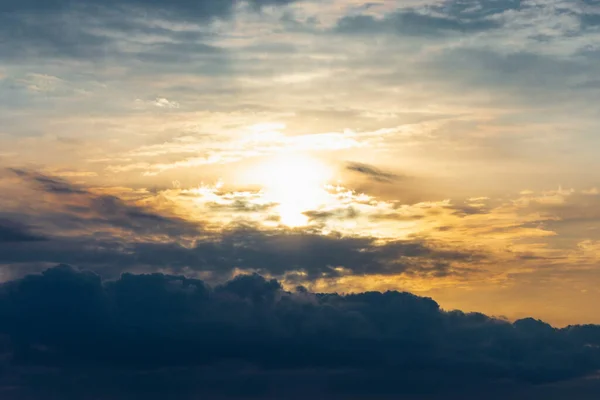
[{"xmin": 248, "ymin": 154, "xmax": 332, "ymax": 227}]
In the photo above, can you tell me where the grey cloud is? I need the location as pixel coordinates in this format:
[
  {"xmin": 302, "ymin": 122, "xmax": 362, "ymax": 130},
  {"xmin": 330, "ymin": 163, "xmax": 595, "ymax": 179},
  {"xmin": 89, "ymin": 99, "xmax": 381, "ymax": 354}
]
[
  {"xmin": 432, "ymin": 0, "xmax": 523, "ymax": 20},
  {"xmin": 335, "ymin": 9, "xmax": 502, "ymax": 37},
  {"xmin": 346, "ymin": 162, "xmax": 402, "ymax": 183},
  {"xmin": 10, "ymin": 168, "xmax": 87, "ymax": 194},
  {"xmin": 0, "ymin": 12, "xmax": 219, "ymax": 65},
  {"xmin": 369, "ymin": 212, "xmax": 425, "ymax": 221},
  {"xmin": 206, "ymin": 199, "xmax": 277, "ymax": 213},
  {"xmin": 518, "ymin": 191, "xmax": 600, "ymax": 241},
  {"xmin": 446, "ymin": 204, "xmax": 490, "ymax": 217},
  {"xmin": 0, "ymin": 219, "xmax": 46, "ymax": 243},
  {"xmin": 304, "ymin": 207, "xmax": 360, "ymax": 221},
  {"xmin": 363, "ymin": 47, "xmax": 598, "ymax": 115},
  {"xmin": 0, "ymin": 12, "xmax": 112, "ymax": 60},
  {"xmin": 0, "ymin": 0, "xmax": 298, "ymax": 20},
  {"xmin": 192, "ymin": 227, "xmax": 469, "ymax": 279},
  {"xmin": 434, "ymin": 49, "xmax": 590, "ymax": 90},
  {"xmin": 10, "ymin": 169, "xmax": 201, "ymax": 238},
  {"xmin": 334, "ymin": 0, "xmax": 525, "ymax": 37},
  {"xmin": 0, "ymin": 0, "xmax": 300, "ymax": 63},
  {"xmin": 317, "ymin": 2, "xmax": 600, "ymax": 128},
  {"xmin": 133, "ymin": 42, "xmax": 224, "ymax": 66},
  {"xmin": 581, "ymin": 13, "xmax": 600, "ymax": 27}
]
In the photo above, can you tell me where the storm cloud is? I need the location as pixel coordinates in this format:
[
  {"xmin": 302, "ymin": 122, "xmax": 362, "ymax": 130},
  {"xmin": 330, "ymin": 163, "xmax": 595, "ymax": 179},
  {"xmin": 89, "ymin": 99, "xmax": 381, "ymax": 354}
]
[{"xmin": 0, "ymin": 265, "xmax": 598, "ymax": 398}]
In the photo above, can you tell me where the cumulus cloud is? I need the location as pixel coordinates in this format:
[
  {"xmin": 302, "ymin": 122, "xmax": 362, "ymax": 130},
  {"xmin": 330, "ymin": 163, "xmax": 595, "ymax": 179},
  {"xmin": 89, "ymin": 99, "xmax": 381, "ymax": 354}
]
[{"xmin": 0, "ymin": 265, "xmax": 598, "ymax": 398}]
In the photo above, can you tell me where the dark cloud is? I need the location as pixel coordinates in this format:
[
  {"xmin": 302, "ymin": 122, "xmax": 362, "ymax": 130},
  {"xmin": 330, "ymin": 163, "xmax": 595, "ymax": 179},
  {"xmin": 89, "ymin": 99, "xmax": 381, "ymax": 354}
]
[
  {"xmin": 0, "ymin": 265, "xmax": 598, "ymax": 398},
  {"xmin": 446, "ymin": 203, "xmax": 490, "ymax": 217},
  {"xmin": 0, "ymin": 219, "xmax": 46, "ymax": 243},
  {"xmin": 190, "ymin": 227, "xmax": 472, "ymax": 279},
  {"xmin": 8, "ymin": 168, "xmax": 201, "ymax": 239},
  {"xmin": 0, "ymin": 224, "xmax": 475, "ymax": 281},
  {"xmin": 10, "ymin": 168, "xmax": 87, "ymax": 194},
  {"xmin": 0, "ymin": 170, "xmax": 475, "ymax": 280},
  {"xmin": 346, "ymin": 162, "xmax": 402, "ymax": 183}
]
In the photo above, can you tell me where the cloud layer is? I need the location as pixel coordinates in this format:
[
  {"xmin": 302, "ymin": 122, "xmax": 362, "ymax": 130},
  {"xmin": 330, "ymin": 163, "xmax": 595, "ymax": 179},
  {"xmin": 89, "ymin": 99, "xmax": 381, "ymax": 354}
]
[
  {"xmin": 0, "ymin": 169, "xmax": 477, "ymax": 282},
  {"xmin": 0, "ymin": 265, "xmax": 598, "ymax": 398}
]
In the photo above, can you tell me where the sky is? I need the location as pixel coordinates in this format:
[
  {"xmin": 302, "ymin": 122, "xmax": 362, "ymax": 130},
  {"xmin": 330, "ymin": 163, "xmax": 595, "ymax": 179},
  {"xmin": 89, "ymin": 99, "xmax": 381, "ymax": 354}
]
[
  {"xmin": 3, "ymin": 0, "xmax": 600, "ymax": 326},
  {"xmin": 2, "ymin": 0, "xmax": 600, "ymax": 397}
]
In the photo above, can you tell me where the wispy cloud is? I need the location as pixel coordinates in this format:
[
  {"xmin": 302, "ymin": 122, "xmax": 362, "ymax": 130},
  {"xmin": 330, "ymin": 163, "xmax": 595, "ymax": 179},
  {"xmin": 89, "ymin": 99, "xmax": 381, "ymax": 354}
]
[{"xmin": 346, "ymin": 161, "xmax": 402, "ymax": 183}]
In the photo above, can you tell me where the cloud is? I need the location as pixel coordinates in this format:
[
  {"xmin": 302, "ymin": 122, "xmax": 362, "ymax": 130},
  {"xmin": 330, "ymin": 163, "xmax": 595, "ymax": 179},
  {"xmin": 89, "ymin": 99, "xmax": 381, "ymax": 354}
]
[
  {"xmin": 107, "ymin": 127, "xmax": 362, "ymax": 175},
  {"xmin": 8, "ymin": 168, "xmax": 201, "ymax": 239},
  {"xmin": 10, "ymin": 168, "xmax": 88, "ymax": 194},
  {"xmin": 332, "ymin": 0, "xmax": 527, "ymax": 38},
  {"xmin": 153, "ymin": 97, "xmax": 180, "ymax": 109},
  {"xmin": 0, "ymin": 219, "xmax": 46, "ymax": 243},
  {"xmin": 0, "ymin": 222, "xmax": 475, "ymax": 282},
  {"xmin": 0, "ymin": 0, "xmax": 301, "ymax": 62},
  {"xmin": 346, "ymin": 161, "xmax": 402, "ymax": 183},
  {"xmin": 0, "ymin": 265, "xmax": 598, "ymax": 398},
  {"xmin": 334, "ymin": 9, "xmax": 502, "ymax": 37},
  {"xmin": 0, "ymin": 169, "xmax": 479, "ymax": 282},
  {"xmin": 0, "ymin": 0, "xmax": 299, "ymax": 20}
]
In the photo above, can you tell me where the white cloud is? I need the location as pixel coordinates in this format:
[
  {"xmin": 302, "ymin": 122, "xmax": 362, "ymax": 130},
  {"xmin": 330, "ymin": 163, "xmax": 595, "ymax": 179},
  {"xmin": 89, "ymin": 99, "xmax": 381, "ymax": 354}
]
[{"xmin": 153, "ymin": 98, "xmax": 181, "ymax": 109}]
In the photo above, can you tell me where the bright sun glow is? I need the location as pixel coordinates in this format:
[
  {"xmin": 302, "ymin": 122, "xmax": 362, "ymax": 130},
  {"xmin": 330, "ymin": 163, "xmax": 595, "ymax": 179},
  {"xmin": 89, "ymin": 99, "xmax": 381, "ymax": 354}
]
[{"xmin": 249, "ymin": 154, "xmax": 333, "ymax": 227}]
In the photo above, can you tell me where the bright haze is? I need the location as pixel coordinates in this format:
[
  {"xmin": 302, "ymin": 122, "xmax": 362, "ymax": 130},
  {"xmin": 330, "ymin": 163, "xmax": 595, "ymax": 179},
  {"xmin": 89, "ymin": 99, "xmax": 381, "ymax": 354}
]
[{"xmin": 1, "ymin": 0, "xmax": 600, "ymax": 398}]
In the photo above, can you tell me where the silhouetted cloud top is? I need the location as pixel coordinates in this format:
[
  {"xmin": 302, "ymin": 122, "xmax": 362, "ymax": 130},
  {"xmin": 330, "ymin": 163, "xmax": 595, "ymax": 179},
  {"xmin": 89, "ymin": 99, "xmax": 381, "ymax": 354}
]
[{"xmin": 0, "ymin": 265, "xmax": 599, "ymax": 398}]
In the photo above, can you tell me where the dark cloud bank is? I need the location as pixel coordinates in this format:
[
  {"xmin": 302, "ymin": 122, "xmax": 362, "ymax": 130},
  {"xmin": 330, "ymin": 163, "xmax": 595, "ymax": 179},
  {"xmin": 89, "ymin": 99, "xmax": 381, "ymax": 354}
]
[{"xmin": 0, "ymin": 265, "xmax": 598, "ymax": 399}]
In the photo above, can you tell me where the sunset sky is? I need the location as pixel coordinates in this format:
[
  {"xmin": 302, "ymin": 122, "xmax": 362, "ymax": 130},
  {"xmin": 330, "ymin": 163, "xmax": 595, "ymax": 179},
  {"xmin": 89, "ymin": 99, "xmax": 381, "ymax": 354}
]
[{"xmin": 2, "ymin": 0, "xmax": 600, "ymax": 331}]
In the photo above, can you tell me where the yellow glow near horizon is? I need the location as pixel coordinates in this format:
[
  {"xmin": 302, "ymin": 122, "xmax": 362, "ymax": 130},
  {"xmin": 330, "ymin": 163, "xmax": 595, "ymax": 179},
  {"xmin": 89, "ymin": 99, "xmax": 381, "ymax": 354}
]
[{"xmin": 249, "ymin": 154, "xmax": 333, "ymax": 227}]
